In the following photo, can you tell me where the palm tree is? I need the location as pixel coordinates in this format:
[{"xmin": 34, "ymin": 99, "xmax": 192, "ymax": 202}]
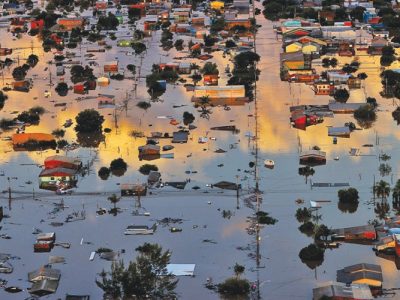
[
  {"xmin": 233, "ymin": 263, "xmax": 245, "ymax": 279},
  {"xmin": 374, "ymin": 180, "xmax": 390, "ymax": 201},
  {"xmin": 298, "ymin": 166, "xmax": 315, "ymax": 184},
  {"xmin": 393, "ymin": 180, "xmax": 400, "ymax": 202},
  {"xmin": 108, "ymin": 193, "xmax": 121, "ymax": 215}
]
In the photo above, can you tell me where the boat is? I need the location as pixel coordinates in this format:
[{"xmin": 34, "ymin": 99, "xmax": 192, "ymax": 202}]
[
  {"xmin": 124, "ymin": 224, "xmax": 156, "ymax": 235},
  {"xmin": 264, "ymin": 159, "xmax": 275, "ymax": 169}
]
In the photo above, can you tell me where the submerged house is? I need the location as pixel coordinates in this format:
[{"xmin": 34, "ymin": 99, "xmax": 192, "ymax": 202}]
[
  {"xmin": 337, "ymin": 263, "xmax": 383, "ymax": 288},
  {"xmin": 28, "ymin": 265, "xmax": 61, "ymax": 297},
  {"xmin": 39, "ymin": 168, "xmax": 78, "ymax": 190},
  {"xmin": 192, "ymin": 85, "xmax": 247, "ymax": 101},
  {"xmin": 313, "ymin": 281, "xmax": 373, "ymax": 300},
  {"xmin": 331, "ymin": 225, "xmax": 377, "ymax": 241},
  {"xmin": 138, "ymin": 144, "xmax": 160, "ymax": 160},
  {"xmin": 121, "ymin": 183, "xmax": 147, "ymax": 197},
  {"xmin": 44, "ymin": 156, "xmax": 81, "ymax": 170},
  {"xmin": 299, "ymin": 150, "xmax": 326, "ymax": 166}
]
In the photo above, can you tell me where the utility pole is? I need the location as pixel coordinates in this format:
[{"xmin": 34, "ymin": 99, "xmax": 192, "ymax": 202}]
[
  {"xmin": 236, "ymin": 174, "xmax": 240, "ymax": 209},
  {"xmin": 7, "ymin": 177, "xmax": 11, "ymax": 210}
]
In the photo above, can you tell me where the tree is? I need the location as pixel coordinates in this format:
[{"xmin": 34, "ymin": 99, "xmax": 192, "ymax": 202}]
[
  {"xmin": 98, "ymin": 167, "xmax": 110, "ymax": 180},
  {"xmin": 381, "ymin": 55, "xmax": 396, "ymax": 67},
  {"xmin": 174, "ymin": 39, "xmax": 184, "ymax": 51},
  {"xmin": 139, "ymin": 164, "xmax": 158, "ymax": 175},
  {"xmin": 27, "ymin": 54, "xmax": 39, "ymax": 68},
  {"xmin": 203, "ymin": 34, "xmax": 217, "ymax": 47},
  {"xmin": 225, "ymin": 39, "xmax": 236, "ymax": 48},
  {"xmin": 338, "ymin": 188, "xmax": 359, "ymax": 204},
  {"xmin": 127, "ymin": 64, "xmax": 136, "ymax": 75},
  {"xmin": 295, "ymin": 207, "xmax": 312, "ymax": 223},
  {"xmin": 350, "ymin": 6, "xmax": 366, "ymax": 22},
  {"xmin": 12, "ymin": 66, "xmax": 28, "ymax": 81},
  {"xmin": 218, "ymin": 263, "xmax": 250, "ymax": 297},
  {"xmin": 374, "ymin": 180, "xmax": 390, "ymax": 200},
  {"xmin": 201, "ymin": 62, "xmax": 219, "ymax": 75},
  {"xmin": 96, "ymin": 243, "xmax": 178, "ymax": 299},
  {"xmin": 52, "ymin": 128, "xmax": 65, "ymax": 138},
  {"xmin": 75, "ymin": 109, "xmax": 104, "ymax": 133},
  {"xmin": 354, "ymin": 104, "xmax": 376, "ymax": 122},
  {"xmin": 358, "ymin": 72, "xmax": 368, "ymax": 80},
  {"xmin": 382, "ymin": 45, "xmax": 395, "ymax": 56},
  {"xmin": 333, "ymin": 88, "xmax": 350, "ymax": 103},
  {"xmin": 298, "ymin": 166, "xmax": 315, "ymax": 183},
  {"xmin": 107, "ymin": 193, "xmax": 121, "ymax": 213},
  {"xmin": 110, "ymin": 158, "xmax": 128, "ymax": 176},
  {"xmin": 0, "ymin": 91, "xmax": 8, "ymax": 110},
  {"xmin": 210, "ymin": 17, "xmax": 225, "ymax": 32},
  {"xmin": 183, "ymin": 111, "xmax": 195, "ymax": 125},
  {"xmin": 137, "ymin": 101, "xmax": 151, "ymax": 110},
  {"xmin": 132, "ymin": 42, "xmax": 147, "ymax": 54},
  {"xmin": 234, "ymin": 51, "xmax": 260, "ymax": 69},
  {"xmin": 299, "ymin": 243, "xmax": 324, "ymax": 262},
  {"xmin": 97, "ymin": 12, "xmax": 120, "ymax": 30},
  {"xmin": 233, "ymin": 264, "xmax": 245, "ymax": 279},
  {"xmin": 322, "ymin": 57, "xmax": 331, "ymax": 68},
  {"xmin": 55, "ymin": 82, "xmax": 69, "ymax": 96}
]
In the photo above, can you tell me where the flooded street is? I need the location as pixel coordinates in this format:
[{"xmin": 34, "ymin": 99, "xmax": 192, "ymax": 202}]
[{"xmin": 1, "ymin": 1, "xmax": 400, "ymax": 299}]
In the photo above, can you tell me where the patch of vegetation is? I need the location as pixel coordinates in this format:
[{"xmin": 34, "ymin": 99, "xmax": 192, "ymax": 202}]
[
  {"xmin": 52, "ymin": 129, "xmax": 65, "ymax": 138},
  {"xmin": 139, "ymin": 164, "xmax": 158, "ymax": 175},
  {"xmin": 256, "ymin": 211, "xmax": 278, "ymax": 225},
  {"xmin": 338, "ymin": 188, "xmax": 359, "ymax": 204},
  {"xmin": 110, "ymin": 158, "xmax": 128, "ymax": 177},
  {"xmin": 96, "ymin": 243, "xmax": 178, "ymax": 299},
  {"xmin": 75, "ymin": 109, "xmax": 104, "ymax": 133}
]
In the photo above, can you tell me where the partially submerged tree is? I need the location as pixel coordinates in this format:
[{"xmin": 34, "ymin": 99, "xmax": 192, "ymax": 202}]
[
  {"xmin": 338, "ymin": 188, "xmax": 359, "ymax": 204},
  {"xmin": 374, "ymin": 180, "xmax": 390, "ymax": 200},
  {"xmin": 107, "ymin": 193, "xmax": 121, "ymax": 215},
  {"xmin": 333, "ymin": 88, "xmax": 350, "ymax": 103},
  {"xmin": 96, "ymin": 243, "xmax": 178, "ymax": 299},
  {"xmin": 98, "ymin": 167, "xmax": 110, "ymax": 180},
  {"xmin": 75, "ymin": 109, "xmax": 104, "ymax": 133},
  {"xmin": 110, "ymin": 158, "xmax": 128, "ymax": 177},
  {"xmin": 139, "ymin": 164, "xmax": 158, "ymax": 175},
  {"xmin": 217, "ymin": 264, "xmax": 250, "ymax": 297}
]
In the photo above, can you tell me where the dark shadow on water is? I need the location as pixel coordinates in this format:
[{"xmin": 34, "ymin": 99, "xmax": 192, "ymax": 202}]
[
  {"xmin": 338, "ymin": 201, "xmax": 359, "ymax": 214},
  {"xmin": 77, "ymin": 131, "xmax": 105, "ymax": 148}
]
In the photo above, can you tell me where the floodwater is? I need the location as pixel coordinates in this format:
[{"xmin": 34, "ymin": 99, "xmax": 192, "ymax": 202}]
[{"xmin": 1, "ymin": 3, "xmax": 400, "ymax": 299}]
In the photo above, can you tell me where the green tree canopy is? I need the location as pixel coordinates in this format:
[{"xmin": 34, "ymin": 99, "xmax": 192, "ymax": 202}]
[
  {"xmin": 96, "ymin": 243, "xmax": 178, "ymax": 299},
  {"xmin": 75, "ymin": 109, "xmax": 104, "ymax": 133}
]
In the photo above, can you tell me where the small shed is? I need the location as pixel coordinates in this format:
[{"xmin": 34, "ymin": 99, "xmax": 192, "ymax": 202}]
[{"xmin": 172, "ymin": 131, "xmax": 189, "ymax": 143}]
